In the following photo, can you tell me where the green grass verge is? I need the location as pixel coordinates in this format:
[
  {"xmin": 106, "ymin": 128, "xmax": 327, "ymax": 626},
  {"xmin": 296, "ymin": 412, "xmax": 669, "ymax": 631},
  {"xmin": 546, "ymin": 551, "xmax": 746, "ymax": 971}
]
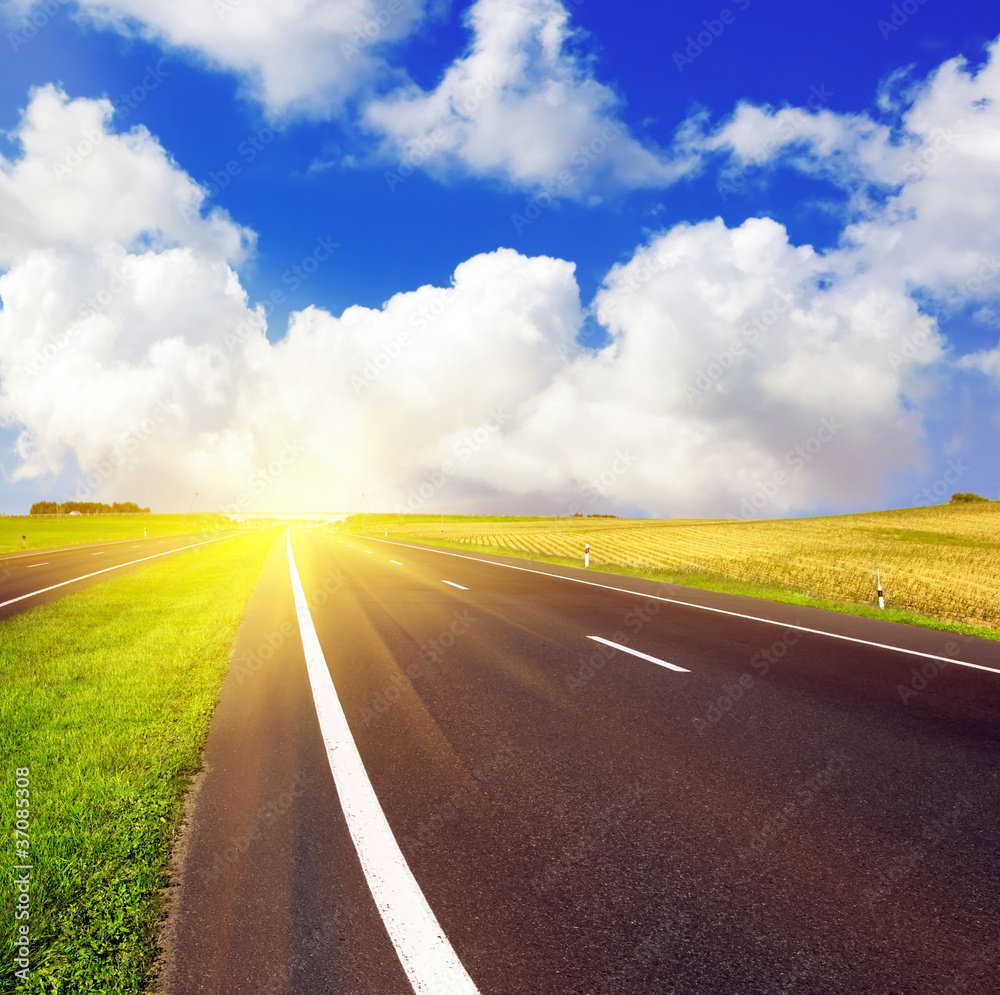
[
  {"xmin": 0, "ymin": 515, "xmax": 238, "ymax": 556},
  {"xmin": 377, "ymin": 532, "xmax": 1000, "ymax": 643},
  {"xmin": 0, "ymin": 528, "xmax": 278, "ymax": 994}
]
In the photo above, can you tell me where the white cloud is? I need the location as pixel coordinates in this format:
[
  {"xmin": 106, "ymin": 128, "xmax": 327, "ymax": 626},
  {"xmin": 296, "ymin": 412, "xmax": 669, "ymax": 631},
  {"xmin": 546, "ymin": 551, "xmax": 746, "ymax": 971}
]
[
  {"xmin": 7, "ymin": 37, "xmax": 1000, "ymax": 516},
  {"xmin": 0, "ymin": 87, "xmax": 258, "ymax": 488},
  {"xmin": 364, "ymin": 0, "xmax": 690, "ymax": 196},
  {"xmin": 695, "ymin": 38, "xmax": 1000, "ymax": 305},
  {"xmin": 468, "ymin": 217, "xmax": 942, "ymax": 517},
  {"xmin": 5, "ymin": 0, "xmax": 689, "ymax": 195},
  {"xmin": 4, "ymin": 0, "xmax": 430, "ymax": 117}
]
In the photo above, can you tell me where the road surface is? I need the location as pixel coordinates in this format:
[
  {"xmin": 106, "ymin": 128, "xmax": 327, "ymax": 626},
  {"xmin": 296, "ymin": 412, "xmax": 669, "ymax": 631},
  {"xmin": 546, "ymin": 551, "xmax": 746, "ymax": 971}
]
[{"xmin": 158, "ymin": 528, "xmax": 1000, "ymax": 994}]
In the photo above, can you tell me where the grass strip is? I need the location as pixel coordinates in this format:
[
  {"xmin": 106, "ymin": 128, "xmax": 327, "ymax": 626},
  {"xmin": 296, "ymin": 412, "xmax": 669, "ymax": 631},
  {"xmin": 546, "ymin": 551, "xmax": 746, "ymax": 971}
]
[
  {"xmin": 0, "ymin": 528, "xmax": 278, "ymax": 994},
  {"xmin": 380, "ymin": 533, "xmax": 1000, "ymax": 643}
]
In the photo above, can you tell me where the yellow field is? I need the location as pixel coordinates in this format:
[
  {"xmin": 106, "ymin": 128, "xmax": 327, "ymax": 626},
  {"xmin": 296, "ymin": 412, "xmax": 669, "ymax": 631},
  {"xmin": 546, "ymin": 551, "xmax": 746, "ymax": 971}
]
[{"xmin": 377, "ymin": 504, "xmax": 1000, "ymax": 628}]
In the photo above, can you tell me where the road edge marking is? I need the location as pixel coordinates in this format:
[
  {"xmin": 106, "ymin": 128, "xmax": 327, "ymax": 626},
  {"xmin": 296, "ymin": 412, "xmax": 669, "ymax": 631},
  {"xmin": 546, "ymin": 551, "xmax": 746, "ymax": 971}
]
[
  {"xmin": 0, "ymin": 533, "xmax": 242, "ymax": 610},
  {"xmin": 587, "ymin": 636, "xmax": 689, "ymax": 673},
  {"xmin": 356, "ymin": 536, "xmax": 1000, "ymax": 678},
  {"xmin": 286, "ymin": 530, "xmax": 481, "ymax": 995}
]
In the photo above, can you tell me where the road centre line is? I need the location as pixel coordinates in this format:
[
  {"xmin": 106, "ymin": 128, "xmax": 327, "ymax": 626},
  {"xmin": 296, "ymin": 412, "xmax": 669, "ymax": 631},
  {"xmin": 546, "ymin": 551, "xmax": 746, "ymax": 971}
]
[
  {"xmin": 286, "ymin": 531, "xmax": 481, "ymax": 995},
  {"xmin": 26, "ymin": 562, "xmax": 48, "ymax": 568},
  {"xmin": 391, "ymin": 560, "xmax": 403, "ymax": 565},
  {"xmin": 0, "ymin": 534, "xmax": 242, "ymax": 610},
  {"xmin": 442, "ymin": 580, "xmax": 469, "ymax": 590},
  {"xmin": 362, "ymin": 537, "xmax": 1000, "ymax": 678},
  {"xmin": 588, "ymin": 636, "xmax": 688, "ymax": 672}
]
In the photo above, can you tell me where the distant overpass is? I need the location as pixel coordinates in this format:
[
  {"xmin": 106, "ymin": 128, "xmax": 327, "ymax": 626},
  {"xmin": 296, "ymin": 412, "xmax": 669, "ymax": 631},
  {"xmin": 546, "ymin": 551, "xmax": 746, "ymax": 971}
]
[{"xmin": 219, "ymin": 512, "xmax": 352, "ymax": 524}]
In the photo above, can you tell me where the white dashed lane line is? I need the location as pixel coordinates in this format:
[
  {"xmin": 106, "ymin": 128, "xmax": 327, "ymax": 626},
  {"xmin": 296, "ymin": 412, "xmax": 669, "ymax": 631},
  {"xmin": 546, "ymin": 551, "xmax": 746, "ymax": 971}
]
[
  {"xmin": 442, "ymin": 580, "xmax": 469, "ymax": 591},
  {"xmin": 27, "ymin": 562, "xmax": 48, "ymax": 568},
  {"xmin": 587, "ymin": 636, "xmax": 689, "ymax": 673},
  {"xmin": 390, "ymin": 560, "xmax": 403, "ymax": 565},
  {"xmin": 365, "ymin": 536, "xmax": 1000, "ymax": 677}
]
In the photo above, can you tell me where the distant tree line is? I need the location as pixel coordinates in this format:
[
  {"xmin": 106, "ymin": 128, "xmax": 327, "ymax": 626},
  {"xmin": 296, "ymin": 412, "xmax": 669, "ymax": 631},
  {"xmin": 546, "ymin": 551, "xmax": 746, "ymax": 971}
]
[
  {"xmin": 949, "ymin": 493, "xmax": 989, "ymax": 503},
  {"xmin": 29, "ymin": 501, "xmax": 151, "ymax": 515}
]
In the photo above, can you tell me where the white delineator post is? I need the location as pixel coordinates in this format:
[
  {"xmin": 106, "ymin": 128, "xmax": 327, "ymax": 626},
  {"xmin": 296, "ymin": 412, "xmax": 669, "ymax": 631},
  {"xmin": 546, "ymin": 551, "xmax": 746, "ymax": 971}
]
[
  {"xmin": 877, "ymin": 569, "xmax": 885, "ymax": 610},
  {"xmin": 584, "ymin": 543, "xmax": 590, "ymax": 568}
]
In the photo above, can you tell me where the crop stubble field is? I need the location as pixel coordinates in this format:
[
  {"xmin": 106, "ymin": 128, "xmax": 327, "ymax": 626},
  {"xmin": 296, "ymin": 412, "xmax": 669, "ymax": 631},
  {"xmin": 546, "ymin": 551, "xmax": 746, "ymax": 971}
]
[{"xmin": 370, "ymin": 504, "xmax": 1000, "ymax": 630}]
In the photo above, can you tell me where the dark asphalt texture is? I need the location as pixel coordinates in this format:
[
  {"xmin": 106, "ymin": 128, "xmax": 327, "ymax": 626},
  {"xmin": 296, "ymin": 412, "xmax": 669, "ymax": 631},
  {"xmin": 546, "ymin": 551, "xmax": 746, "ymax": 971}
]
[{"xmin": 160, "ymin": 528, "xmax": 1000, "ymax": 995}]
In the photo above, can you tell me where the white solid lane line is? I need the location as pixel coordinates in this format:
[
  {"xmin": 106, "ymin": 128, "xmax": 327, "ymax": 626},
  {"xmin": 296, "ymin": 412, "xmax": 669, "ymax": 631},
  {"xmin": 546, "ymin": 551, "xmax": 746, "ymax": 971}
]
[
  {"xmin": 587, "ymin": 636, "xmax": 689, "ymax": 673},
  {"xmin": 442, "ymin": 580, "xmax": 469, "ymax": 590},
  {"xmin": 0, "ymin": 534, "xmax": 240, "ymax": 610},
  {"xmin": 286, "ymin": 532, "xmax": 481, "ymax": 995},
  {"xmin": 363, "ymin": 537, "xmax": 1000, "ymax": 678},
  {"xmin": 27, "ymin": 562, "xmax": 48, "ymax": 568}
]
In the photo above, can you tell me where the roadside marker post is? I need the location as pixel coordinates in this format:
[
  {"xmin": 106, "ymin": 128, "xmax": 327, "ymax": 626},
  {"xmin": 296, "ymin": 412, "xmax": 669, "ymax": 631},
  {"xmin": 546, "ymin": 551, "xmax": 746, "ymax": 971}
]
[
  {"xmin": 584, "ymin": 543, "xmax": 590, "ymax": 568},
  {"xmin": 877, "ymin": 569, "xmax": 885, "ymax": 610}
]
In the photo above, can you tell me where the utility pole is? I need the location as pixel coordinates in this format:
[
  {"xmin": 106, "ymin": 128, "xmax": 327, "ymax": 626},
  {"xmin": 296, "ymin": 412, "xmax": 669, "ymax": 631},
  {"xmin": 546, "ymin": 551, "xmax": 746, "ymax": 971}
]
[
  {"xmin": 363, "ymin": 493, "xmax": 379, "ymax": 533},
  {"xmin": 182, "ymin": 491, "xmax": 198, "ymax": 530}
]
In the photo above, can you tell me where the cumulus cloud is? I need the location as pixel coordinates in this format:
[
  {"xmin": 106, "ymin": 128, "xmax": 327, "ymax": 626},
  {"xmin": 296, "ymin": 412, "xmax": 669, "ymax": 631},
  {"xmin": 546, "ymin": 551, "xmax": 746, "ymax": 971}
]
[
  {"xmin": 469, "ymin": 217, "xmax": 942, "ymax": 517},
  {"xmin": 694, "ymin": 37, "xmax": 1000, "ymax": 306},
  {"xmin": 3, "ymin": 0, "xmax": 430, "ymax": 116},
  {"xmin": 5, "ymin": 0, "xmax": 688, "ymax": 195},
  {"xmin": 0, "ymin": 86, "xmax": 258, "ymax": 489},
  {"xmin": 364, "ymin": 0, "xmax": 690, "ymax": 196},
  {"xmin": 4, "ymin": 36, "xmax": 1000, "ymax": 517}
]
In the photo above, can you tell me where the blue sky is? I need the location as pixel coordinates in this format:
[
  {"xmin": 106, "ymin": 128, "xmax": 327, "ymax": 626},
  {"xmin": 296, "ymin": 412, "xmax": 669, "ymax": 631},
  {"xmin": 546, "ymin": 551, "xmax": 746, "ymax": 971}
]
[{"xmin": 1, "ymin": 0, "xmax": 999, "ymax": 516}]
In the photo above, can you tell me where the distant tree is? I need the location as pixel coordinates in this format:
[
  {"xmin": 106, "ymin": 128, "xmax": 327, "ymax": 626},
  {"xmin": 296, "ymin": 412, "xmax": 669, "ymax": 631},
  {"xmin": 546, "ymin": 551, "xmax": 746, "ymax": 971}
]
[
  {"xmin": 29, "ymin": 500, "xmax": 151, "ymax": 515},
  {"xmin": 949, "ymin": 492, "xmax": 989, "ymax": 503}
]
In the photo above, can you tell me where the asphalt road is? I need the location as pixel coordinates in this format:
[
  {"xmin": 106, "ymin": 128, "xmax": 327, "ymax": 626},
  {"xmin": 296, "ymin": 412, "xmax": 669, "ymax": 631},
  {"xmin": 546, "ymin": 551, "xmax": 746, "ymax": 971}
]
[
  {"xmin": 160, "ymin": 528, "xmax": 1000, "ymax": 995},
  {"xmin": 0, "ymin": 528, "xmax": 256, "ymax": 620}
]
